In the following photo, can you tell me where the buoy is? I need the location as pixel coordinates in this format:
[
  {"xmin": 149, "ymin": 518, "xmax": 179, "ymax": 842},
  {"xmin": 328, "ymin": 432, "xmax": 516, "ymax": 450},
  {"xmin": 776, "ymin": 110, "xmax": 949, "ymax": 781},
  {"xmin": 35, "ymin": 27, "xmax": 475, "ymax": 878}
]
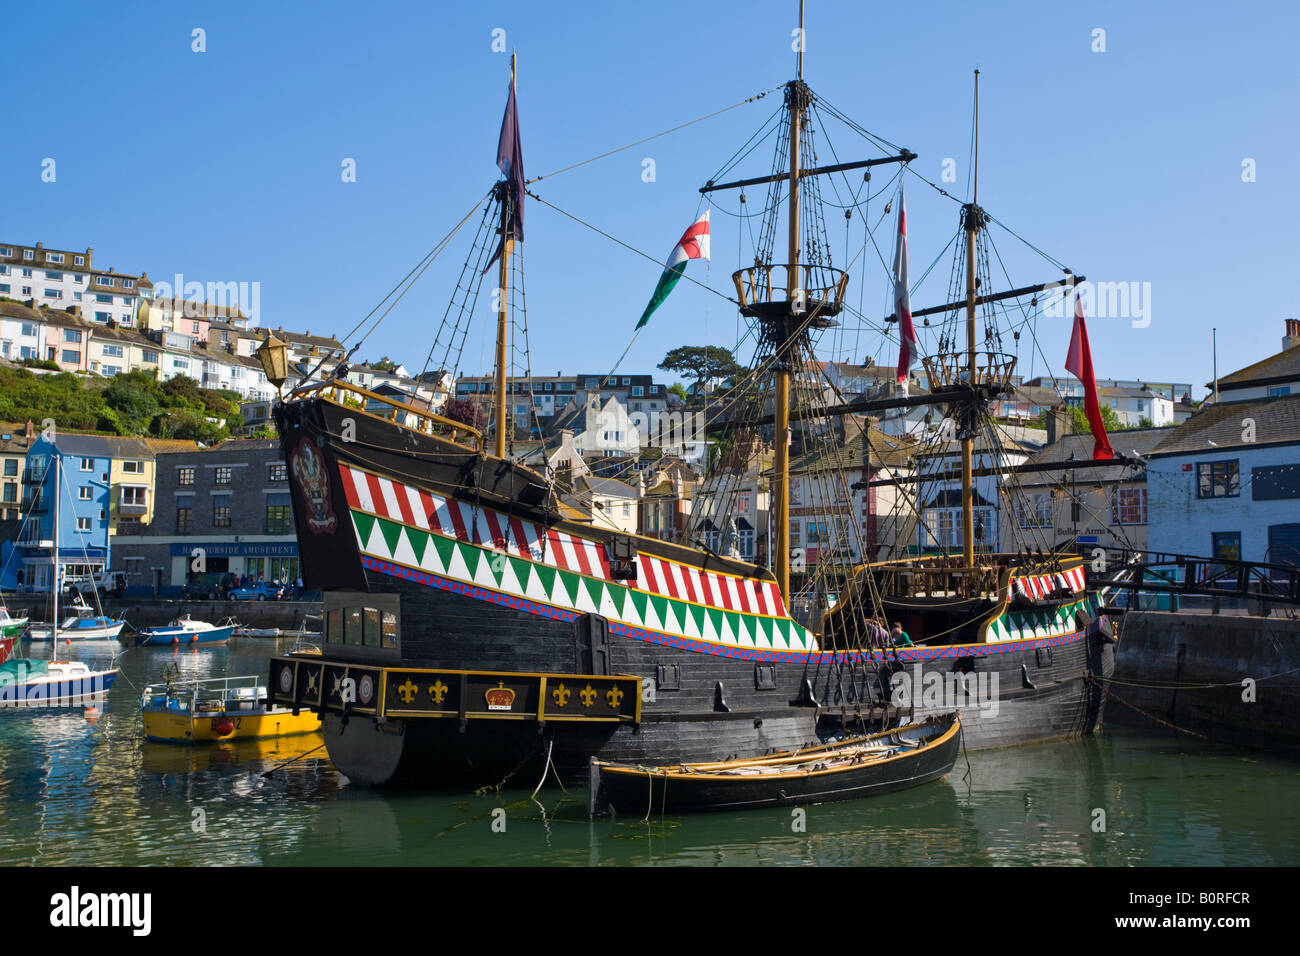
[
  {"xmin": 213, "ymin": 716, "xmax": 235, "ymax": 737},
  {"xmin": 172, "ymin": 636, "xmax": 179, "ymax": 644},
  {"xmin": 191, "ymin": 634, "xmax": 198, "ymax": 643},
  {"xmin": 84, "ymin": 706, "xmax": 99, "ymax": 722}
]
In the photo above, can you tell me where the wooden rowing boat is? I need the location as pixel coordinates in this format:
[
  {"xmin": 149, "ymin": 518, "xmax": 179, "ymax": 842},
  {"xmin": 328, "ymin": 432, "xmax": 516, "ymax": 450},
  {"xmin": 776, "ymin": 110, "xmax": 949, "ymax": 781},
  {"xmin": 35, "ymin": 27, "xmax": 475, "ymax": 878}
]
[{"xmin": 589, "ymin": 712, "xmax": 961, "ymax": 815}]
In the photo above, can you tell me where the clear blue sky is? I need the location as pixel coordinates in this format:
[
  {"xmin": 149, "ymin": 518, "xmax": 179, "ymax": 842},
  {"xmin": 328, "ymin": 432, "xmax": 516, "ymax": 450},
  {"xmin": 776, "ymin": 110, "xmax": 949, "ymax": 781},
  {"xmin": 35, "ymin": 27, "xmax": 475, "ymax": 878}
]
[{"xmin": 4, "ymin": 1, "xmax": 1297, "ymax": 398}]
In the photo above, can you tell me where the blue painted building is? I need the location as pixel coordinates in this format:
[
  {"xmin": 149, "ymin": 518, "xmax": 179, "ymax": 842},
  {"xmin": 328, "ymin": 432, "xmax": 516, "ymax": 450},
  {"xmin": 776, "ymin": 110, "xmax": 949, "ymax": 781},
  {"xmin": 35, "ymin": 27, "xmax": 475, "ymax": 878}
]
[{"xmin": 10, "ymin": 433, "xmax": 113, "ymax": 592}]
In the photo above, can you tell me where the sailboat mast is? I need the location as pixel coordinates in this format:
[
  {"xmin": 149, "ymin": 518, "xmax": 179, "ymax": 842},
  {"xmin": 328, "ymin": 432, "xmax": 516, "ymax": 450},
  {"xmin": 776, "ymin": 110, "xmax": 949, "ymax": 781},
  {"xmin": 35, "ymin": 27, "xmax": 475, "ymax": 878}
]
[
  {"xmin": 53, "ymin": 452, "xmax": 59, "ymax": 638},
  {"xmin": 494, "ymin": 53, "xmax": 518, "ymax": 460},
  {"xmin": 774, "ymin": 0, "xmax": 806, "ymax": 605},
  {"xmin": 960, "ymin": 69, "xmax": 980, "ymax": 564}
]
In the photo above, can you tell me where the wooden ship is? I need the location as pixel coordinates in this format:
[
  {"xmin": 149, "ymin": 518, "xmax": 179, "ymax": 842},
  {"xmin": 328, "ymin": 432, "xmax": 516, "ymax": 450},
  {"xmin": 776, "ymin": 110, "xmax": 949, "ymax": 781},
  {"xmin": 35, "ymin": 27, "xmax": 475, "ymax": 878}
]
[{"xmin": 265, "ymin": 17, "xmax": 1117, "ymax": 787}]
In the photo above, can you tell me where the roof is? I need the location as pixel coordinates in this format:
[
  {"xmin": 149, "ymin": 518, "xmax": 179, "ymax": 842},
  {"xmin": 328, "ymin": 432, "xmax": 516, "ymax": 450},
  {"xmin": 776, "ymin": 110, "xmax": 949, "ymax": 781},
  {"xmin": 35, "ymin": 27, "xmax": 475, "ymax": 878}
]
[
  {"xmin": 573, "ymin": 474, "xmax": 638, "ymax": 499},
  {"xmin": 924, "ymin": 488, "xmax": 997, "ymax": 509},
  {"xmin": 1213, "ymin": 344, "xmax": 1300, "ymax": 389},
  {"xmin": 1098, "ymin": 385, "xmax": 1166, "ymax": 400},
  {"xmin": 1015, "ymin": 427, "xmax": 1174, "ymax": 487},
  {"xmin": 789, "ymin": 426, "xmax": 915, "ymax": 473},
  {"xmin": 1149, "ymin": 394, "xmax": 1300, "ymax": 456},
  {"xmin": 45, "ymin": 433, "xmax": 116, "ymax": 458}
]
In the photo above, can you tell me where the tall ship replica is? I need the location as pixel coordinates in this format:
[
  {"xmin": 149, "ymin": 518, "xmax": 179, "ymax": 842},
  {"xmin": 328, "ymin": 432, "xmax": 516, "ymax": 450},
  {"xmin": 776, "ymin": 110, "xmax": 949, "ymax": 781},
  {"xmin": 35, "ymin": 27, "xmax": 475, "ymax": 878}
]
[{"xmin": 268, "ymin": 23, "xmax": 1119, "ymax": 786}]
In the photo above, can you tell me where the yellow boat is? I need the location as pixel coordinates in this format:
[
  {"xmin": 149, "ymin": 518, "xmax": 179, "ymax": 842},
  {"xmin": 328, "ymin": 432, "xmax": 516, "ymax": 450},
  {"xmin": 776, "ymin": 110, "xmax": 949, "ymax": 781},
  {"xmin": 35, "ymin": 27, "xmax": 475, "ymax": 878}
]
[{"xmin": 140, "ymin": 673, "xmax": 321, "ymax": 744}]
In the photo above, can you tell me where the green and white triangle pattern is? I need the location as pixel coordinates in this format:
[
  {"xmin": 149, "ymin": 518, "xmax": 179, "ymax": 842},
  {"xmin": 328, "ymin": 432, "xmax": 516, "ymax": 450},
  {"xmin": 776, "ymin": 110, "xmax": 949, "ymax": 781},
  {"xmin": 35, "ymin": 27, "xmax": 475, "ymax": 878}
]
[{"xmin": 351, "ymin": 509, "xmax": 815, "ymax": 653}]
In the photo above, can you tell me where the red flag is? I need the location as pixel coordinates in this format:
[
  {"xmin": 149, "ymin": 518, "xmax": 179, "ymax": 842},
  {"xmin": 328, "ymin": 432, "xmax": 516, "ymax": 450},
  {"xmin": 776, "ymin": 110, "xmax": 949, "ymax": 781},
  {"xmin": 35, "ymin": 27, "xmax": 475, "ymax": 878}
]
[
  {"xmin": 893, "ymin": 184, "xmax": 919, "ymax": 387},
  {"xmin": 1065, "ymin": 293, "xmax": 1114, "ymax": 460}
]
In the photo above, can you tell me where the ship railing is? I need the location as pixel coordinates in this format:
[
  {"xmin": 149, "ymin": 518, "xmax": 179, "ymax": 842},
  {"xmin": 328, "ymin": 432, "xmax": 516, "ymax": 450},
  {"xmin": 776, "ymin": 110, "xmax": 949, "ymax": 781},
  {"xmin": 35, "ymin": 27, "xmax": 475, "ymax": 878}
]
[
  {"xmin": 140, "ymin": 673, "xmax": 265, "ymax": 711},
  {"xmin": 872, "ymin": 561, "xmax": 1003, "ymax": 599},
  {"xmin": 291, "ymin": 380, "xmax": 482, "ymax": 451}
]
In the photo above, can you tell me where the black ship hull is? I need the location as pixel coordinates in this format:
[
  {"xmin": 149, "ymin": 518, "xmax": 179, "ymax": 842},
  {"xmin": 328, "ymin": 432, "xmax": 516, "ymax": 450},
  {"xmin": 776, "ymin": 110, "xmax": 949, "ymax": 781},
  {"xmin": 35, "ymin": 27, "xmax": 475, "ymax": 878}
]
[{"xmin": 271, "ymin": 393, "xmax": 1113, "ymax": 788}]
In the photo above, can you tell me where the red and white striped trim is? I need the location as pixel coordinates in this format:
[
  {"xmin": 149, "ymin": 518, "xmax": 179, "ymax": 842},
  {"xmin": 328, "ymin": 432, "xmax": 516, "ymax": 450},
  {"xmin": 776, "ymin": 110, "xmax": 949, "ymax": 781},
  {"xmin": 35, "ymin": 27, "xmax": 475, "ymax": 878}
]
[
  {"xmin": 337, "ymin": 465, "xmax": 789, "ymax": 617},
  {"xmin": 1011, "ymin": 566, "xmax": 1087, "ymax": 600}
]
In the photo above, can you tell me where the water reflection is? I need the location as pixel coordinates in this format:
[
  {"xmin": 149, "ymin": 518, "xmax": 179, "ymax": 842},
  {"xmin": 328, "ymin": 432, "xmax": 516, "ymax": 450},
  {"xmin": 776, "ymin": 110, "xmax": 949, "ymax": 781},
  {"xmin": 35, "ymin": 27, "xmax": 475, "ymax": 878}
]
[{"xmin": 0, "ymin": 636, "xmax": 1296, "ymax": 866}]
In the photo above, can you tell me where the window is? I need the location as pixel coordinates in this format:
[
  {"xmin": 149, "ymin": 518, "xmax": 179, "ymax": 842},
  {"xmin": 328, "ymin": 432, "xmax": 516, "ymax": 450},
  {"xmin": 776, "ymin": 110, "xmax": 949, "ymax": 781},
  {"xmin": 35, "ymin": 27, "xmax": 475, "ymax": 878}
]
[
  {"xmin": 23, "ymin": 250, "xmax": 33, "ymax": 261},
  {"xmin": 20, "ymin": 322, "xmax": 36, "ymax": 337},
  {"xmin": 103, "ymin": 365, "xmax": 121, "ymax": 376},
  {"xmin": 734, "ymin": 489, "xmax": 752, "ymax": 514},
  {"xmin": 74, "ymin": 256, "xmax": 84, "ymax": 266},
  {"xmin": 632, "ymin": 386, "xmax": 644, "ymax": 396},
  {"xmin": 124, "ymin": 279, "xmax": 134, "ymax": 289},
  {"xmin": 142, "ymin": 349, "xmax": 159, "ymax": 363},
  {"xmin": 364, "ymin": 608, "xmax": 380, "ymax": 647},
  {"xmin": 1268, "ymin": 385, "xmax": 1291, "ymax": 398},
  {"xmin": 215, "ymin": 466, "xmax": 233, "ymax": 485},
  {"xmin": 101, "ymin": 344, "xmax": 123, "ymax": 358},
  {"xmin": 78, "ymin": 486, "xmax": 91, "ymax": 500},
  {"xmin": 269, "ymin": 463, "xmax": 287, "ymax": 482},
  {"xmin": 2, "ymin": 484, "xmax": 15, "ymax": 503},
  {"xmin": 1252, "ymin": 464, "xmax": 1300, "ymax": 500},
  {"xmin": 3, "ymin": 460, "xmax": 15, "ymax": 476},
  {"xmin": 176, "ymin": 502, "xmax": 193, "ymax": 533},
  {"xmin": 172, "ymin": 359, "xmax": 189, "ymax": 371},
  {"xmin": 121, "ymin": 486, "xmax": 146, "ymax": 506},
  {"xmin": 73, "ymin": 292, "xmax": 82, "ymax": 301},
  {"xmin": 62, "ymin": 350, "xmax": 80, "ymax": 364},
  {"xmin": 77, "ymin": 517, "xmax": 91, "ymax": 532},
  {"xmin": 21, "ymin": 286, "xmax": 32, "ymax": 296},
  {"xmin": 80, "ymin": 458, "xmax": 93, "ymax": 471},
  {"xmin": 95, "ymin": 293, "xmax": 112, "ymax": 303},
  {"xmin": 266, "ymin": 500, "xmax": 292, "ymax": 533},
  {"xmin": 46, "ymin": 270, "xmax": 63, "ymax": 280},
  {"xmin": 95, "ymin": 276, "xmax": 112, "ymax": 287},
  {"xmin": 806, "ymin": 521, "xmax": 825, "ymax": 544},
  {"xmin": 790, "ymin": 520, "xmax": 801, "ymax": 548},
  {"xmin": 62, "ymin": 329, "xmax": 81, "ymax": 344},
  {"xmin": 94, "ymin": 312, "xmax": 110, "ymax": 323},
  {"xmin": 122, "ymin": 460, "xmax": 143, "ymax": 473},
  {"xmin": 212, "ymin": 503, "xmax": 231, "ymax": 527},
  {"xmin": 45, "ymin": 290, "xmax": 62, "ymax": 300},
  {"xmin": 1197, "ymin": 459, "xmax": 1239, "ymax": 499},
  {"xmin": 1112, "ymin": 487, "xmax": 1147, "ymax": 525},
  {"xmin": 650, "ymin": 385, "xmax": 659, "ymax": 394},
  {"xmin": 177, "ymin": 466, "xmax": 196, "ymax": 486},
  {"xmin": 0, "ymin": 284, "xmax": 7, "ymax": 293},
  {"xmin": 343, "ymin": 608, "xmax": 362, "ymax": 645},
  {"xmin": 1017, "ymin": 493, "xmax": 1052, "ymax": 528},
  {"xmin": 1212, "ymin": 531, "xmax": 1241, "ymax": 562},
  {"xmin": 47, "ymin": 253, "xmax": 64, "ymax": 264}
]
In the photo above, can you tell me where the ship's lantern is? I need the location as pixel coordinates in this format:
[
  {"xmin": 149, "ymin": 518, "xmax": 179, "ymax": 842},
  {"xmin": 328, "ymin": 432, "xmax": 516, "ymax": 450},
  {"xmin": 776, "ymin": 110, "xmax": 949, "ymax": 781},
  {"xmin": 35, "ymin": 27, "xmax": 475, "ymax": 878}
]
[{"xmin": 257, "ymin": 334, "xmax": 289, "ymax": 388}]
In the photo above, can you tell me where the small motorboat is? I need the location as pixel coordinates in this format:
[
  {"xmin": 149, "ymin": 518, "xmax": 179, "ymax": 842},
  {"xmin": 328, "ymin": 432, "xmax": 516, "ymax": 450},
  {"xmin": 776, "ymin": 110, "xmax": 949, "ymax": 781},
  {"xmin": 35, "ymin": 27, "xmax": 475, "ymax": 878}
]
[
  {"xmin": 26, "ymin": 600, "xmax": 126, "ymax": 642},
  {"xmin": 0, "ymin": 605, "xmax": 30, "ymax": 638},
  {"xmin": 232, "ymin": 626, "xmax": 279, "ymax": 638},
  {"xmin": 589, "ymin": 713, "xmax": 962, "ymax": 815},
  {"xmin": 140, "ymin": 672, "xmax": 321, "ymax": 743},
  {"xmin": 0, "ymin": 658, "xmax": 118, "ymax": 706},
  {"xmin": 133, "ymin": 614, "xmax": 237, "ymax": 647}
]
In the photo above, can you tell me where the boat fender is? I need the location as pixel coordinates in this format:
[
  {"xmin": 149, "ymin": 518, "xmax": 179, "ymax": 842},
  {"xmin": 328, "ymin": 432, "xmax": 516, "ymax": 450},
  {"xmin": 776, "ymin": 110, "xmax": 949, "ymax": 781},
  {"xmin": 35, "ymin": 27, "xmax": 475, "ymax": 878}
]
[
  {"xmin": 213, "ymin": 716, "xmax": 235, "ymax": 737},
  {"xmin": 714, "ymin": 681, "xmax": 730, "ymax": 713},
  {"xmin": 1020, "ymin": 664, "xmax": 1037, "ymax": 690}
]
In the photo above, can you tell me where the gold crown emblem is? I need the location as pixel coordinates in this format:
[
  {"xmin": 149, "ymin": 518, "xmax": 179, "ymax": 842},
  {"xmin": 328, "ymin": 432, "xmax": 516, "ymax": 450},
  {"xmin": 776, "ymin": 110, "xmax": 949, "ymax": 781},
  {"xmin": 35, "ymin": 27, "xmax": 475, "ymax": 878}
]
[{"xmin": 484, "ymin": 681, "xmax": 516, "ymax": 711}]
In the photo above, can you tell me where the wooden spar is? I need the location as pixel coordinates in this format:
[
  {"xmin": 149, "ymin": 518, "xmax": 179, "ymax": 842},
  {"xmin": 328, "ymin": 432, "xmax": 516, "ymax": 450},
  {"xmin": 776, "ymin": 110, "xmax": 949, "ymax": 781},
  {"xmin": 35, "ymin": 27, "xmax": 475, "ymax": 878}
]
[
  {"xmin": 494, "ymin": 54, "xmax": 517, "ymax": 459},
  {"xmin": 960, "ymin": 69, "xmax": 980, "ymax": 564},
  {"xmin": 882, "ymin": 275, "xmax": 1084, "ymax": 324},
  {"xmin": 700, "ymin": 152, "xmax": 915, "ymax": 194},
  {"xmin": 855, "ymin": 453, "xmax": 1140, "ymax": 489}
]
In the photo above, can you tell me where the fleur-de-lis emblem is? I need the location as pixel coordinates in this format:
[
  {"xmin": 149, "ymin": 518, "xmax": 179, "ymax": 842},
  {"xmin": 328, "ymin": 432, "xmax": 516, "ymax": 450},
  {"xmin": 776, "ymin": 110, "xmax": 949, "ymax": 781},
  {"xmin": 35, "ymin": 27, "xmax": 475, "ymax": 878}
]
[
  {"xmin": 605, "ymin": 685, "xmax": 624, "ymax": 709},
  {"xmin": 579, "ymin": 683, "xmax": 597, "ymax": 708},
  {"xmin": 396, "ymin": 679, "xmax": 418, "ymax": 704},
  {"xmin": 429, "ymin": 679, "xmax": 448, "ymax": 705},
  {"xmin": 552, "ymin": 683, "xmax": 571, "ymax": 707}
]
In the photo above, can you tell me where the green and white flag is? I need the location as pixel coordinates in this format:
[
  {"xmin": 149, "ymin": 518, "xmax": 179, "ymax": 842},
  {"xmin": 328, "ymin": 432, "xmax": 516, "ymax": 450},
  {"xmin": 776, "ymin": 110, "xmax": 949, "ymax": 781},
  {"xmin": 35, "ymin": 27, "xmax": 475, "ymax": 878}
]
[{"xmin": 636, "ymin": 211, "xmax": 710, "ymax": 329}]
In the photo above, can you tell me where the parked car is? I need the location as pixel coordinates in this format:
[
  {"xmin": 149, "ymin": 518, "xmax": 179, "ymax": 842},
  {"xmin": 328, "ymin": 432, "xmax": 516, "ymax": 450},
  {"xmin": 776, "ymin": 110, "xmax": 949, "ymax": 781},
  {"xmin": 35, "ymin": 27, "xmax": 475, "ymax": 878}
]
[
  {"xmin": 229, "ymin": 581, "xmax": 286, "ymax": 601},
  {"xmin": 183, "ymin": 572, "xmax": 240, "ymax": 601}
]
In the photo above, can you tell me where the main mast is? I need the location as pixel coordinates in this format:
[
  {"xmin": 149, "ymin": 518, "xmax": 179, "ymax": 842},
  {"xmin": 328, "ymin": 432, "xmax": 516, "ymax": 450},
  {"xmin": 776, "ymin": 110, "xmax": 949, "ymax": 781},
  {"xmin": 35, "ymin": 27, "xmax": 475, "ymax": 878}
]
[
  {"xmin": 773, "ymin": 3, "xmax": 807, "ymax": 605},
  {"xmin": 960, "ymin": 69, "xmax": 980, "ymax": 565}
]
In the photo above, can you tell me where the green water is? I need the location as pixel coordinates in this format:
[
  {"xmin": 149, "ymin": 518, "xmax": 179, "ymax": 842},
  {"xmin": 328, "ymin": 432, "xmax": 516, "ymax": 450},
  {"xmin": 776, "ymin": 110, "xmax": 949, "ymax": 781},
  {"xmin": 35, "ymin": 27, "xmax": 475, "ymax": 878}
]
[{"xmin": 0, "ymin": 638, "xmax": 1296, "ymax": 866}]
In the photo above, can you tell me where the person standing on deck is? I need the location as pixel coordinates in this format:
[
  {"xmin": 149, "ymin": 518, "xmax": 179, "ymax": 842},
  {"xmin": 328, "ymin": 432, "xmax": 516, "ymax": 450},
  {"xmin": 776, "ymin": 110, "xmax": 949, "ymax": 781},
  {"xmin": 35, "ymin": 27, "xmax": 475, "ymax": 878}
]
[{"xmin": 891, "ymin": 622, "xmax": 913, "ymax": 646}]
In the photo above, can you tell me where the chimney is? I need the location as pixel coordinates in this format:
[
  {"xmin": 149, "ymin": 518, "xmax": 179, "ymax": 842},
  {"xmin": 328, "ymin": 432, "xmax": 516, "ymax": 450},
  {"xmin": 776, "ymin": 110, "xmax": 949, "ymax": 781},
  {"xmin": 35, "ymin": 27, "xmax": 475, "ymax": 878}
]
[
  {"xmin": 1046, "ymin": 406, "xmax": 1074, "ymax": 444},
  {"xmin": 1284, "ymin": 318, "xmax": 1300, "ymax": 351},
  {"xmin": 24, "ymin": 419, "xmax": 34, "ymax": 447}
]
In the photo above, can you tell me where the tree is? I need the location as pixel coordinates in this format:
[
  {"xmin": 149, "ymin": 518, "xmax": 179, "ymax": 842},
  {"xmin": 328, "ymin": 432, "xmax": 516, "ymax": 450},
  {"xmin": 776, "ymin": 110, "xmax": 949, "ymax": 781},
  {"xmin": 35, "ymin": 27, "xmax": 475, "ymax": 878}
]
[
  {"xmin": 658, "ymin": 345, "xmax": 744, "ymax": 398},
  {"xmin": 667, "ymin": 382, "xmax": 690, "ymax": 402},
  {"xmin": 1066, "ymin": 403, "xmax": 1122, "ymax": 435},
  {"xmin": 1136, "ymin": 416, "xmax": 1154, "ymax": 429},
  {"xmin": 371, "ymin": 356, "xmax": 398, "ymax": 372},
  {"xmin": 442, "ymin": 397, "xmax": 487, "ymax": 431}
]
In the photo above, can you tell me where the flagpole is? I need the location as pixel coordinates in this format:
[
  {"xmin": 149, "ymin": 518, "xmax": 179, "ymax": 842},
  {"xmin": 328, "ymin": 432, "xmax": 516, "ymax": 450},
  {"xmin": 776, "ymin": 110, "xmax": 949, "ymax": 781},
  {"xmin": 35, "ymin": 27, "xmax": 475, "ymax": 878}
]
[{"xmin": 494, "ymin": 53, "xmax": 517, "ymax": 460}]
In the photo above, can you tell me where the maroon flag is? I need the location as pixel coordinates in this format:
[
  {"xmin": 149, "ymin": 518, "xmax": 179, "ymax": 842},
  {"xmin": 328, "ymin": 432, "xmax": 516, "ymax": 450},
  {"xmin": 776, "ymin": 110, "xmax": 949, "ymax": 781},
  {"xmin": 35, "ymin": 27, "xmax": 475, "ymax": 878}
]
[
  {"xmin": 893, "ymin": 184, "xmax": 918, "ymax": 387},
  {"xmin": 1065, "ymin": 293, "xmax": 1114, "ymax": 460},
  {"xmin": 484, "ymin": 70, "xmax": 525, "ymax": 272}
]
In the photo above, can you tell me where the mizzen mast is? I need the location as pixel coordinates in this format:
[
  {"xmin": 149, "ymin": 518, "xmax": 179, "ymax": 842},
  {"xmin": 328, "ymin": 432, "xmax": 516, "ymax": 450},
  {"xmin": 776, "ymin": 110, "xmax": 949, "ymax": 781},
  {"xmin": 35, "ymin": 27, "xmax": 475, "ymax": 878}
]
[{"xmin": 493, "ymin": 53, "xmax": 519, "ymax": 459}]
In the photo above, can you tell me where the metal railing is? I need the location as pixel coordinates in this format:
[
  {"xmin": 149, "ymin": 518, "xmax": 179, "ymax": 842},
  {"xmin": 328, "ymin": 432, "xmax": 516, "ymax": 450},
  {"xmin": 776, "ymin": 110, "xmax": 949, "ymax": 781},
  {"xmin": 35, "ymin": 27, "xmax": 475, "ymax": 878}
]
[{"xmin": 1082, "ymin": 546, "xmax": 1300, "ymax": 607}]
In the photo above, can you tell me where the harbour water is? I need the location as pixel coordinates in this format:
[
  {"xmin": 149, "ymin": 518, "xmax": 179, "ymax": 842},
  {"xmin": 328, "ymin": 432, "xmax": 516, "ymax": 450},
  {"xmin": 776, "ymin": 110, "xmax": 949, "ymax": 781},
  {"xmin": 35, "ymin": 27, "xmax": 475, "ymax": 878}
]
[{"xmin": 0, "ymin": 638, "xmax": 1295, "ymax": 867}]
